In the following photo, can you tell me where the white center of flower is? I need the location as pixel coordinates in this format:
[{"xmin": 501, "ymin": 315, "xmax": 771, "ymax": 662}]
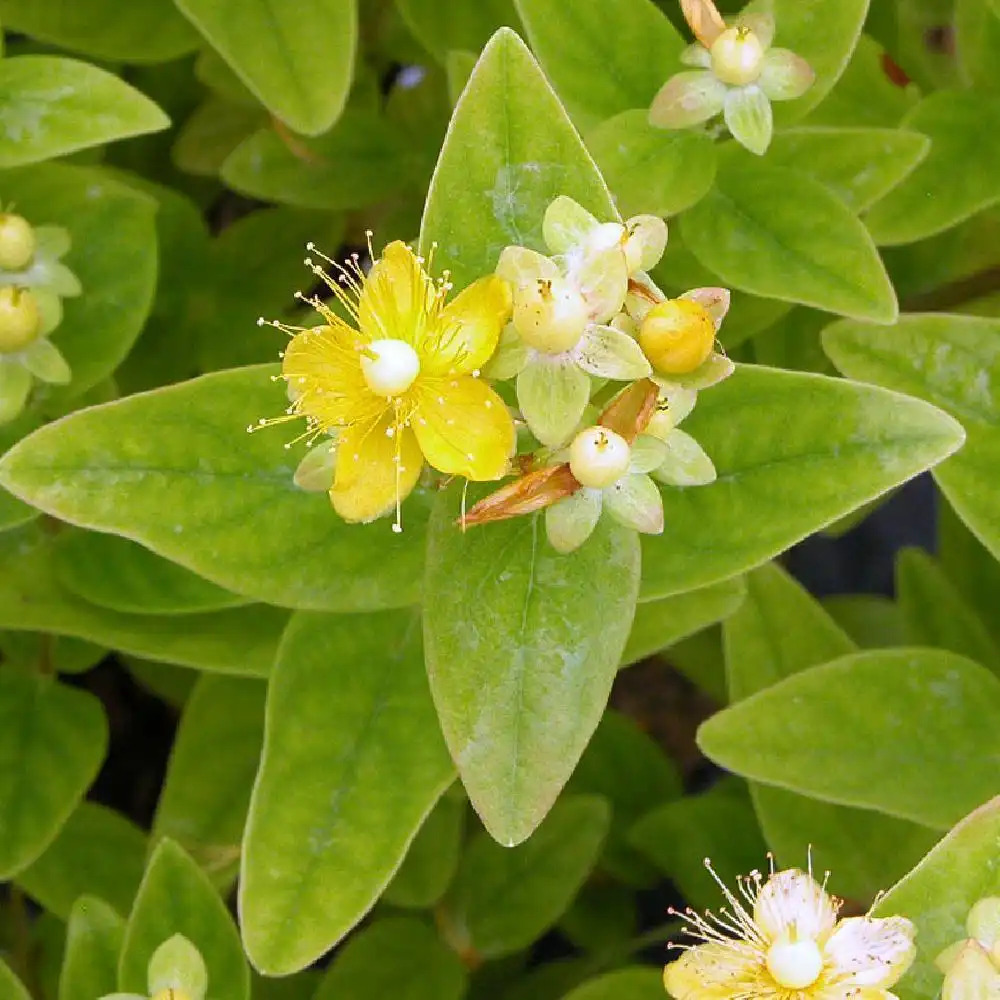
[
  {"xmin": 569, "ymin": 426, "xmax": 631, "ymax": 489},
  {"xmin": 361, "ymin": 338, "xmax": 420, "ymax": 397},
  {"xmin": 710, "ymin": 26, "xmax": 766, "ymax": 86},
  {"xmin": 766, "ymin": 939, "xmax": 824, "ymax": 990}
]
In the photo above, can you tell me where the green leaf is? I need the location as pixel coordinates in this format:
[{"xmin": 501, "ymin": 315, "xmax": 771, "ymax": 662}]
[
  {"xmin": 560, "ymin": 968, "xmax": 665, "ymax": 1000},
  {"xmin": 312, "ymin": 917, "xmax": 467, "ymax": 1000},
  {"xmin": 629, "ymin": 777, "xmax": 768, "ymax": 910},
  {"xmin": 823, "ymin": 594, "xmax": 907, "ymax": 648},
  {"xmin": 0, "ymin": 57, "xmax": 169, "ymax": 166},
  {"xmin": 441, "ymin": 795, "xmax": 609, "ymax": 960},
  {"xmin": 0, "ymin": 670, "xmax": 107, "ymax": 878},
  {"xmin": 513, "ymin": 0, "xmax": 683, "ymax": 126},
  {"xmin": 955, "ymin": 0, "xmax": 1000, "ymax": 93},
  {"xmin": 383, "ymin": 787, "xmax": 465, "ymax": 908},
  {"xmin": 59, "ymin": 897, "xmax": 126, "ymax": 1000},
  {"xmin": 0, "ymin": 367, "xmax": 431, "ymax": 612},
  {"xmin": 0, "ymin": 0, "xmax": 199, "ymax": 62},
  {"xmin": 939, "ymin": 500, "xmax": 1000, "ymax": 649},
  {"xmin": 864, "ymin": 92, "xmax": 1000, "ymax": 246},
  {"xmin": 0, "ymin": 959, "xmax": 31, "ymax": 1000},
  {"xmin": 760, "ymin": 0, "xmax": 870, "ymax": 124},
  {"xmin": 16, "ymin": 802, "xmax": 146, "ymax": 921},
  {"xmin": 626, "ymin": 578, "xmax": 745, "ymax": 658},
  {"xmin": 0, "ymin": 164, "xmax": 158, "ymax": 401},
  {"xmin": 586, "ymin": 111, "xmax": 717, "ymax": 219},
  {"xmin": 698, "ymin": 647, "xmax": 1000, "ymax": 830},
  {"xmin": 567, "ymin": 711, "xmax": 680, "ymax": 885},
  {"xmin": 0, "ymin": 631, "xmax": 106, "ymax": 676},
  {"xmin": 152, "ymin": 676, "xmax": 265, "ymax": 890},
  {"xmin": 896, "ymin": 547, "xmax": 1000, "ymax": 676},
  {"xmin": 764, "ymin": 127, "xmax": 929, "ymax": 212},
  {"xmin": 419, "ymin": 27, "xmax": 618, "ymax": 290},
  {"xmin": 638, "ymin": 364, "xmax": 963, "ymax": 598},
  {"xmin": 240, "ymin": 610, "xmax": 454, "ymax": 975},
  {"xmin": 425, "ymin": 487, "xmax": 640, "ymax": 846},
  {"xmin": 873, "ymin": 796, "xmax": 1000, "ymax": 1000},
  {"xmin": 397, "ymin": 0, "xmax": 520, "ymax": 63},
  {"xmin": 824, "ymin": 314, "xmax": 1000, "ymax": 566},
  {"xmin": 723, "ymin": 563, "xmax": 938, "ymax": 902},
  {"xmin": 55, "ymin": 532, "xmax": 249, "ymax": 616},
  {"xmin": 680, "ymin": 156, "xmax": 897, "ymax": 322},
  {"xmin": 0, "ymin": 413, "xmax": 40, "ymax": 532},
  {"xmin": 0, "ymin": 525, "xmax": 285, "ymax": 676},
  {"xmin": 173, "ymin": 0, "xmax": 356, "ymax": 135},
  {"xmin": 119, "ymin": 840, "xmax": 249, "ymax": 1000},
  {"xmin": 222, "ymin": 112, "xmax": 409, "ymax": 211},
  {"xmin": 173, "ymin": 98, "xmax": 267, "ymax": 179}
]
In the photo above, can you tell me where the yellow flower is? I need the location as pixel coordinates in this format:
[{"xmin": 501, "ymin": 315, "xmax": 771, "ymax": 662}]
[
  {"xmin": 664, "ymin": 861, "xmax": 916, "ymax": 1000},
  {"xmin": 265, "ymin": 239, "xmax": 515, "ymax": 529}
]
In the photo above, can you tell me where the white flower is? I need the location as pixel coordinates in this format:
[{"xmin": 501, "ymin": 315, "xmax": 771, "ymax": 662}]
[{"xmin": 664, "ymin": 860, "xmax": 916, "ymax": 1000}]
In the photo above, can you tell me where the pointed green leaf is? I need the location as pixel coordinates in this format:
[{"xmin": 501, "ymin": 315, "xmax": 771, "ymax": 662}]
[
  {"xmin": 119, "ymin": 840, "xmax": 248, "ymax": 1000},
  {"xmin": 513, "ymin": 0, "xmax": 683, "ymax": 126},
  {"xmin": 587, "ymin": 111, "xmax": 716, "ymax": 218},
  {"xmin": 55, "ymin": 533, "xmax": 249, "ymax": 616},
  {"xmin": 823, "ymin": 594, "xmax": 907, "ymax": 649},
  {"xmin": 0, "ymin": 367, "xmax": 431, "ymax": 612},
  {"xmin": 699, "ymin": 648, "xmax": 1000, "ymax": 829},
  {"xmin": 0, "ymin": 670, "xmax": 107, "ymax": 878},
  {"xmin": 0, "ymin": 164, "xmax": 157, "ymax": 402},
  {"xmin": 873, "ymin": 796, "xmax": 1000, "ymax": 1000},
  {"xmin": 0, "ymin": 525, "xmax": 285, "ymax": 676},
  {"xmin": 0, "ymin": 57, "xmax": 169, "ymax": 166},
  {"xmin": 864, "ymin": 92, "xmax": 1000, "ymax": 245},
  {"xmin": 897, "ymin": 548, "xmax": 1000, "ymax": 676},
  {"xmin": 824, "ymin": 314, "xmax": 1000, "ymax": 565},
  {"xmin": 766, "ymin": 127, "xmax": 930, "ymax": 212},
  {"xmin": 638, "ymin": 364, "xmax": 964, "ymax": 599},
  {"xmin": 173, "ymin": 0, "xmax": 356, "ymax": 135},
  {"xmin": 0, "ymin": 413, "xmax": 40, "ymax": 532},
  {"xmin": 59, "ymin": 897, "xmax": 125, "ymax": 1000},
  {"xmin": 939, "ymin": 501, "xmax": 1000, "ymax": 649},
  {"xmin": 312, "ymin": 917, "xmax": 467, "ymax": 1000},
  {"xmin": 680, "ymin": 156, "xmax": 897, "ymax": 322},
  {"xmin": 626, "ymin": 578, "xmax": 745, "ymax": 659},
  {"xmin": 240, "ymin": 610, "xmax": 454, "ymax": 975},
  {"xmin": 419, "ymin": 28, "xmax": 618, "ymax": 290},
  {"xmin": 397, "ymin": 0, "xmax": 520, "ymax": 63},
  {"xmin": 16, "ymin": 803, "xmax": 146, "ymax": 921},
  {"xmin": 152, "ymin": 676, "xmax": 266, "ymax": 889},
  {"xmin": 0, "ymin": 0, "xmax": 199, "ymax": 63},
  {"xmin": 724, "ymin": 563, "xmax": 938, "ymax": 902},
  {"xmin": 425, "ymin": 487, "xmax": 640, "ymax": 846},
  {"xmin": 442, "ymin": 795, "xmax": 609, "ymax": 959}
]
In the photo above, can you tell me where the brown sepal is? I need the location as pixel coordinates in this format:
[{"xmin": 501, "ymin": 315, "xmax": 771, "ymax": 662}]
[
  {"xmin": 680, "ymin": 0, "xmax": 726, "ymax": 47},
  {"xmin": 458, "ymin": 464, "xmax": 580, "ymax": 528},
  {"xmin": 598, "ymin": 378, "xmax": 659, "ymax": 444}
]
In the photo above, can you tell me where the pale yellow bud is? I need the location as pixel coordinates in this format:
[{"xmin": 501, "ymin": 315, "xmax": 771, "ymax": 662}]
[
  {"xmin": 639, "ymin": 299, "xmax": 715, "ymax": 375},
  {"xmin": 513, "ymin": 277, "xmax": 588, "ymax": 354},
  {"xmin": 0, "ymin": 286, "xmax": 41, "ymax": 352},
  {"xmin": 569, "ymin": 426, "xmax": 631, "ymax": 488},
  {"xmin": 0, "ymin": 213, "xmax": 36, "ymax": 271},
  {"xmin": 711, "ymin": 26, "xmax": 766, "ymax": 86}
]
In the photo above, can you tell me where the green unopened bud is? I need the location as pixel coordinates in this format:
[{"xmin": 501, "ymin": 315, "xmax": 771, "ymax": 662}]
[
  {"xmin": 711, "ymin": 26, "xmax": 766, "ymax": 86},
  {"xmin": 0, "ymin": 286, "xmax": 41, "ymax": 352},
  {"xmin": 0, "ymin": 213, "xmax": 36, "ymax": 271},
  {"xmin": 513, "ymin": 277, "xmax": 588, "ymax": 354},
  {"xmin": 569, "ymin": 426, "xmax": 631, "ymax": 488}
]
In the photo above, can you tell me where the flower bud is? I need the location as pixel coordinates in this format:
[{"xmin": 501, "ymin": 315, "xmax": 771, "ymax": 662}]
[
  {"xmin": 710, "ymin": 26, "xmax": 766, "ymax": 86},
  {"xmin": 0, "ymin": 286, "xmax": 41, "ymax": 352},
  {"xmin": 513, "ymin": 277, "xmax": 589, "ymax": 354},
  {"xmin": 569, "ymin": 426, "xmax": 631, "ymax": 488},
  {"xmin": 639, "ymin": 298, "xmax": 715, "ymax": 375},
  {"xmin": 0, "ymin": 213, "xmax": 36, "ymax": 271}
]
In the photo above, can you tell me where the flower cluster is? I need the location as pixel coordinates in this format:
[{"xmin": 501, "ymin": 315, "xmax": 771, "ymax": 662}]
[
  {"xmin": 664, "ymin": 858, "xmax": 917, "ymax": 1000},
  {"xmin": 0, "ymin": 209, "xmax": 81, "ymax": 424},
  {"xmin": 260, "ymin": 194, "xmax": 732, "ymax": 551},
  {"xmin": 649, "ymin": 0, "xmax": 814, "ymax": 155},
  {"xmin": 936, "ymin": 897, "xmax": 1000, "ymax": 1000}
]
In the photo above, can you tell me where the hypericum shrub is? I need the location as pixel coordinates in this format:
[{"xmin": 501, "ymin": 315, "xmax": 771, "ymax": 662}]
[{"xmin": 1, "ymin": 0, "xmax": 1000, "ymax": 999}]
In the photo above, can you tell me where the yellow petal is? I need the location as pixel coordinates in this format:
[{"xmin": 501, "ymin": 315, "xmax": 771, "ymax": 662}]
[
  {"xmin": 358, "ymin": 240, "xmax": 435, "ymax": 344},
  {"xmin": 330, "ymin": 410, "xmax": 423, "ymax": 524},
  {"xmin": 422, "ymin": 275, "xmax": 512, "ymax": 376},
  {"xmin": 413, "ymin": 375, "xmax": 514, "ymax": 480},
  {"xmin": 282, "ymin": 323, "xmax": 382, "ymax": 429},
  {"xmin": 664, "ymin": 942, "xmax": 762, "ymax": 1000}
]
